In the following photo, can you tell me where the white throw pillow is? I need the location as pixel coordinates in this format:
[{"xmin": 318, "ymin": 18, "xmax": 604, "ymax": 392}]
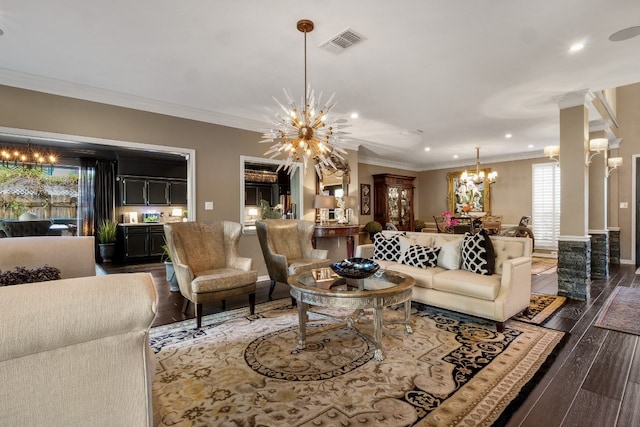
[{"xmin": 436, "ymin": 238, "xmax": 462, "ymax": 270}]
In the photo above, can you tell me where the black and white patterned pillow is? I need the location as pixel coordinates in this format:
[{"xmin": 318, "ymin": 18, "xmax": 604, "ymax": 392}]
[
  {"xmin": 461, "ymin": 229, "xmax": 496, "ymax": 275},
  {"xmin": 400, "ymin": 245, "xmax": 441, "ymax": 269},
  {"xmin": 373, "ymin": 233, "xmax": 405, "ymax": 261}
]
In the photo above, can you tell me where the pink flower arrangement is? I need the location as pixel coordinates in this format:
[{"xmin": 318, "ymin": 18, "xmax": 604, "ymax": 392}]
[{"xmin": 441, "ymin": 211, "xmax": 459, "ymax": 228}]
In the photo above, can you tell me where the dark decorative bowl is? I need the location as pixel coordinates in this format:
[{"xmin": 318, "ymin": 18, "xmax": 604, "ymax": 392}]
[{"xmin": 331, "ymin": 258, "xmax": 380, "ymax": 279}]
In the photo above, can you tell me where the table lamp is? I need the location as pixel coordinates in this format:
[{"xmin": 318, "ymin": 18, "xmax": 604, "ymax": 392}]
[{"xmin": 314, "ymin": 195, "xmax": 335, "ymax": 226}]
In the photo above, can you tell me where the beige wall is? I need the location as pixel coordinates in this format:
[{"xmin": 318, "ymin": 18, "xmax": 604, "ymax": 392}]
[{"xmin": 2, "ymin": 82, "xmax": 640, "ymax": 263}]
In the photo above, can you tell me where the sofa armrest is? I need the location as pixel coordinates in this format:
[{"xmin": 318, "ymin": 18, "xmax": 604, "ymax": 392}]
[
  {"xmin": 498, "ymin": 256, "xmax": 532, "ymax": 318},
  {"xmin": 0, "ymin": 273, "xmax": 157, "ymax": 362},
  {"xmin": 355, "ymin": 244, "xmax": 374, "ymax": 259}
]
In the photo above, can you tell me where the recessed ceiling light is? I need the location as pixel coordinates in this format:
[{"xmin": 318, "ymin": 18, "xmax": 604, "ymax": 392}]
[
  {"xmin": 350, "ymin": 112, "xmax": 359, "ymax": 119},
  {"xmin": 424, "ymin": 147, "xmax": 430, "ymax": 152},
  {"xmin": 528, "ymin": 144, "xmax": 534, "ymax": 148},
  {"xmin": 453, "ymin": 154, "xmax": 459, "ymax": 159},
  {"xmin": 569, "ymin": 42, "xmax": 584, "ymax": 52},
  {"xmin": 505, "ymin": 133, "xmax": 512, "ymax": 139}
]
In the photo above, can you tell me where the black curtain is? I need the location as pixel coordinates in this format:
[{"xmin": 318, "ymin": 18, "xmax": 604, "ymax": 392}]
[
  {"xmin": 93, "ymin": 160, "xmax": 117, "ymax": 261},
  {"xmin": 78, "ymin": 158, "xmax": 95, "ymax": 237}
]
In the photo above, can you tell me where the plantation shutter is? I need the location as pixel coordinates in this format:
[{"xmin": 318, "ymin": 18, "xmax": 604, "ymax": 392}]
[{"xmin": 532, "ymin": 162, "xmax": 561, "ymax": 249}]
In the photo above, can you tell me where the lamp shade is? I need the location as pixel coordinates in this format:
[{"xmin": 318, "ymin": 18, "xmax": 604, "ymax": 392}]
[
  {"xmin": 544, "ymin": 145, "xmax": 560, "ymax": 157},
  {"xmin": 608, "ymin": 157, "xmax": 623, "ymax": 168},
  {"xmin": 344, "ymin": 196, "xmax": 358, "ymax": 209},
  {"xmin": 314, "ymin": 195, "xmax": 335, "ymax": 209},
  {"xmin": 589, "ymin": 138, "xmax": 609, "ymax": 152}
]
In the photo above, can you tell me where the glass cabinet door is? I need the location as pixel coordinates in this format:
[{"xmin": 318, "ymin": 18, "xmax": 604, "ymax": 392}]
[{"xmin": 388, "ymin": 187, "xmax": 399, "ymax": 224}]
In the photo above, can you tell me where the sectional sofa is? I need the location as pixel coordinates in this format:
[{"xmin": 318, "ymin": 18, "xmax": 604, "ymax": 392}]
[{"xmin": 355, "ymin": 230, "xmax": 533, "ymax": 331}]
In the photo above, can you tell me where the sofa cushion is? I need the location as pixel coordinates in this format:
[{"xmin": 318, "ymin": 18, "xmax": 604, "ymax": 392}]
[
  {"xmin": 399, "ymin": 244, "xmax": 440, "ymax": 269},
  {"xmin": 435, "ymin": 238, "xmax": 462, "ymax": 270},
  {"xmin": 461, "ymin": 230, "xmax": 495, "ymax": 275},
  {"xmin": 386, "ymin": 263, "xmax": 445, "ymax": 289},
  {"xmin": 0, "ymin": 265, "xmax": 61, "ymax": 286},
  {"xmin": 373, "ymin": 232, "xmax": 405, "ymax": 261},
  {"xmin": 432, "ymin": 269, "xmax": 501, "ymax": 300}
]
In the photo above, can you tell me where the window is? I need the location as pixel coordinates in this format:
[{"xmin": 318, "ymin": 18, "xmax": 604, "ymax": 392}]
[{"xmin": 532, "ymin": 162, "xmax": 561, "ymax": 249}]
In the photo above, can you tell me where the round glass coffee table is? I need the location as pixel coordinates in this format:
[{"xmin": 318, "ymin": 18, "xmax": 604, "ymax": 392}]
[{"xmin": 288, "ymin": 268, "xmax": 415, "ymax": 361}]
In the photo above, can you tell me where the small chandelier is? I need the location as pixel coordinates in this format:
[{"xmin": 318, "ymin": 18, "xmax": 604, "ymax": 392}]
[
  {"xmin": 1, "ymin": 142, "xmax": 57, "ymax": 174},
  {"xmin": 260, "ymin": 19, "xmax": 349, "ymax": 176},
  {"xmin": 460, "ymin": 147, "xmax": 497, "ymax": 185}
]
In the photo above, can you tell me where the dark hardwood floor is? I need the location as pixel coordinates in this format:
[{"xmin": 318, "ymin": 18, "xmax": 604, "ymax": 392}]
[{"xmin": 100, "ymin": 261, "xmax": 640, "ymax": 426}]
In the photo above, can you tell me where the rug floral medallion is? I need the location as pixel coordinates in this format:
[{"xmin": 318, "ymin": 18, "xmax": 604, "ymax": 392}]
[{"xmin": 151, "ymin": 301, "xmax": 564, "ymax": 427}]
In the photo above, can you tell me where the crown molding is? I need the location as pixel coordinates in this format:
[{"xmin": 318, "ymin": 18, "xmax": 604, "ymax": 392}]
[
  {"xmin": 0, "ymin": 67, "xmax": 266, "ymax": 133},
  {"xmin": 553, "ymin": 89, "xmax": 595, "ymax": 109},
  {"xmin": 357, "ymin": 154, "xmax": 423, "ymax": 171},
  {"xmin": 419, "ymin": 150, "xmax": 546, "ymax": 172}
]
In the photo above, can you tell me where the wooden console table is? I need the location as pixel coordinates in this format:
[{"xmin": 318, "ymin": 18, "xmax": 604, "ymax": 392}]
[{"xmin": 312, "ymin": 224, "xmax": 360, "ymax": 258}]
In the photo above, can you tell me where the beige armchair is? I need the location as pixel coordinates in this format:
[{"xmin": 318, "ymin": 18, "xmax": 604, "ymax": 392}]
[
  {"xmin": 164, "ymin": 221, "xmax": 257, "ymax": 328},
  {"xmin": 256, "ymin": 219, "xmax": 332, "ymax": 299}
]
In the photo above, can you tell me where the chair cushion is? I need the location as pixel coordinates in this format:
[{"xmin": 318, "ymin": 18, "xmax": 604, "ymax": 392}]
[
  {"xmin": 173, "ymin": 222, "xmax": 227, "ymax": 271},
  {"xmin": 271, "ymin": 223, "xmax": 303, "ymax": 260},
  {"xmin": 191, "ymin": 268, "xmax": 257, "ymax": 293},
  {"xmin": 288, "ymin": 258, "xmax": 333, "ymax": 276},
  {"xmin": 461, "ymin": 229, "xmax": 495, "ymax": 275}
]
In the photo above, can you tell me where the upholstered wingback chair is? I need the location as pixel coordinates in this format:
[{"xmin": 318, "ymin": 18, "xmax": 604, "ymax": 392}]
[
  {"xmin": 164, "ymin": 221, "xmax": 257, "ymax": 328},
  {"xmin": 256, "ymin": 219, "xmax": 332, "ymax": 299}
]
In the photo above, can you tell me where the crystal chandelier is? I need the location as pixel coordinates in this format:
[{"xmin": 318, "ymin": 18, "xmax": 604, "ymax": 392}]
[
  {"xmin": 0, "ymin": 142, "xmax": 57, "ymax": 174},
  {"xmin": 460, "ymin": 147, "xmax": 497, "ymax": 185},
  {"xmin": 260, "ymin": 19, "xmax": 349, "ymax": 176}
]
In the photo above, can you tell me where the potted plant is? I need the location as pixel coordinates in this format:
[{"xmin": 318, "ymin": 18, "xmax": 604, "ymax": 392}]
[
  {"xmin": 364, "ymin": 221, "xmax": 383, "ymax": 242},
  {"xmin": 162, "ymin": 242, "xmax": 180, "ymax": 292},
  {"xmin": 96, "ymin": 219, "xmax": 118, "ymax": 262},
  {"xmin": 414, "ymin": 219, "xmax": 426, "ymax": 232}
]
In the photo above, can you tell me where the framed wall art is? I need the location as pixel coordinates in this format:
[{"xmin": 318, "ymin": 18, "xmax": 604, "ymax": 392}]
[
  {"xmin": 447, "ymin": 170, "xmax": 491, "ymax": 215},
  {"xmin": 360, "ymin": 184, "xmax": 371, "ymax": 215}
]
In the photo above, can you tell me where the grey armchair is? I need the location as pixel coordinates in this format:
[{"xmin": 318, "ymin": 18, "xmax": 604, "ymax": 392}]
[
  {"xmin": 256, "ymin": 219, "xmax": 332, "ymax": 299},
  {"xmin": 164, "ymin": 221, "xmax": 257, "ymax": 329}
]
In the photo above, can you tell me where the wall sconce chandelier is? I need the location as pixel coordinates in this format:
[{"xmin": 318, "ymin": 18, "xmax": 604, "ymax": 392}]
[
  {"xmin": 0, "ymin": 142, "xmax": 57, "ymax": 174},
  {"xmin": 460, "ymin": 147, "xmax": 497, "ymax": 185},
  {"xmin": 260, "ymin": 19, "xmax": 350, "ymax": 177},
  {"xmin": 606, "ymin": 157, "xmax": 623, "ymax": 177},
  {"xmin": 586, "ymin": 137, "xmax": 609, "ymax": 165},
  {"xmin": 544, "ymin": 145, "xmax": 560, "ymax": 163}
]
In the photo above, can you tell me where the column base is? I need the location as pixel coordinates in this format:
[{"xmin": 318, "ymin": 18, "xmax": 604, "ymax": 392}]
[{"xmin": 558, "ymin": 238, "xmax": 591, "ymax": 301}]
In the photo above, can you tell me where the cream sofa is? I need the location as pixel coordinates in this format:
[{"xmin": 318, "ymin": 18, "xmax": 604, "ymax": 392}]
[
  {"xmin": 0, "ymin": 236, "xmax": 158, "ymax": 426},
  {"xmin": 355, "ymin": 231, "xmax": 533, "ymax": 331}
]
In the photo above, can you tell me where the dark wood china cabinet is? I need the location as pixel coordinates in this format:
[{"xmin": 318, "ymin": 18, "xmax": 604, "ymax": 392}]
[{"xmin": 373, "ymin": 174, "xmax": 415, "ymax": 232}]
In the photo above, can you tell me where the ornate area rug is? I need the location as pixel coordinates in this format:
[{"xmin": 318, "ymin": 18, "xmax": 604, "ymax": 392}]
[
  {"xmin": 594, "ymin": 286, "xmax": 640, "ymax": 335},
  {"xmin": 530, "ymin": 257, "xmax": 557, "ymax": 275},
  {"xmin": 513, "ymin": 293, "xmax": 566, "ymax": 325},
  {"xmin": 151, "ymin": 301, "xmax": 565, "ymax": 427}
]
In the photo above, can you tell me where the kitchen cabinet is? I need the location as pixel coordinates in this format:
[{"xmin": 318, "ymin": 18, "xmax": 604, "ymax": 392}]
[
  {"xmin": 118, "ymin": 224, "xmax": 165, "ymax": 261},
  {"xmin": 119, "ymin": 177, "xmax": 186, "ymax": 206},
  {"xmin": 373, "ymin": 174, "xmax": 415, "ymax": 232},
  {"xmin": 245, "ymin": 184, "xmax": 276, "ymax": 206},
  {"xmin": 169, "ymin": 181, "xmax": 188, "ymax": 205}
]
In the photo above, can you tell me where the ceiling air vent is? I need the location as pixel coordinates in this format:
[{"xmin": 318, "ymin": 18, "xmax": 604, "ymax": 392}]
[{"xmin": 319, "ymin": 28, "xmax": 366, "ymax": 54}]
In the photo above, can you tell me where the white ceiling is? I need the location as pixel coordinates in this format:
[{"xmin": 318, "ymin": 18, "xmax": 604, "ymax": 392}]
[{"xmin": 0, "ymin": 0, "xmax": 639, "ymax": 170}]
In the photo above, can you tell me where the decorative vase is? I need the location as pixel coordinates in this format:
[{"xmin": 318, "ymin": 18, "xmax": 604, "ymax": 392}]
[
  {"xmin": 164, "ymin": 261, "xmax": 180, "ymax": 292},
  {"xmin": 98, "ymin": 243, "xmax": 115, "ymax": 263}
]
